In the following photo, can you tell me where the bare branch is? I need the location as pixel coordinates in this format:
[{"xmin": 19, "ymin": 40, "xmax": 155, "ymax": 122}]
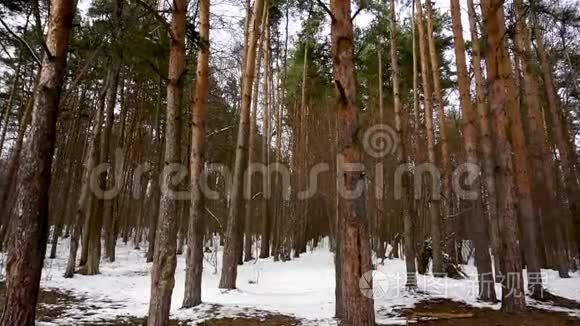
[
  {"xmin": 315, "ymin": 0, "xmax": 335, "ymax": 22},
  {"xmin": 207, "ymin": 124, "xmax": 235, "ymax": 138},
  {"xmin": 32, "ymin": 0, "xmax": 52, "ymax": 59},
  {"xmin": 0, "ymin": 17, "xmax": 41, "ymax": 67},
  {"xmin": 61, "ymin": 44, "xmax": 104, "ymax": 103},
  {"xmin": 351, "ymin": 6, "xmax": 364, "ymax": 21},
  {"xmin": 128, "ymin": 0, "xmax": 177, "ymax": 41}
]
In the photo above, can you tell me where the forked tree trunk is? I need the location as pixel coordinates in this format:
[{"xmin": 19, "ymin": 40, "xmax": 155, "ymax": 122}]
[
  {"xmin": 330, "ymin": 0, "xmax": 375, "ymax": 324},
  {"xmin": 147, "ymin": 0, "xmax": 186, "ymax": 323},
  {"xmin": 483, "ymin": 0, "xmax": 527, "ymax": 313},
  {"xmin": 79, "ymin": 82, "xmax": 109, "ymax": 276},
  {"xmin": 0, "ymin": 0, "xmax": 76, "ymax": 323},
  {"xmin": 450, "ymin": 0, "xmax": 496, "ymax": 301},
  {"xmin": 64, "ymin": 103, "xmax": 104, "ymax": 278},
  {"xmin": 219, "ymin": 0, "xmax": 266, "ymax": 290},
  {"xmin": 182, "ymin": 0, "xmax": 209, "ymax": 308}
]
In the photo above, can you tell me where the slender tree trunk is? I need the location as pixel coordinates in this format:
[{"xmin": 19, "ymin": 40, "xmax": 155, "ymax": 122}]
[
  {"xmin": 259, "ymin": 15, "xmax": 272, "ymax": 259},
  {"xmin": 411, "ymin": 1, "xmax": 426, "ymax": 277},
  {"xmin": 241, "ymin": 3, "xmax": 267, "ymax": 265},
  {"xmin": 49, "ymin": 136, "xmax": 79, "ymax": 259},
  {"xmin": 0, "ymin": 0, "xmax": 76, "ymax": 323},
  {"xmin": 467, "ymin": 0, "xmax": 502, "ymax": 279},
  {"xmin": 492, "ymin": 3, "xmax": 543, "ymax": 299},
  {"xmin": 147, "ymin": 0, "xmax": 186, "ymax": 322},
  {"xmin": 147, "ymin": 78, "xmax": 163, "ymax": 263},
  {"xmin": 514, "ymin": 0, "xmax": 569, "ymax": 281},
  {"xmin": 64, "ymin": 103, "xmax": 104, "ymax": 278},
  {"xmin": 0, "ymin": 58, "xmax": 22, "ymax": 153},
  {"xmin": 330, "ymin": 0, "xmax": 375, "ymax": 324},
  {"xmin": 294, "ymin": 13, "xmax": 311, "ymax": 259},
  {"xmin": 532, "ymin": 14, "xmax": 580, "ymax": 258},
  {"xmin": 375, "ymin": 28, "xmax": 385, "ymax": 263},
  {"xmin": 0, "ymin": 96, "xmax": 33, "ymax": 226},
  {"xmin": 243, "ymin": 88, "xmax": 257, "ymax": 262},
  {"xmin": 390, "ymin": 0, "xmax": 416, "ymax": 288},
  {"xmin": 424, "ymin": 0, "xmax": 453, "ymax": 265},
  {"xmin": 182, "ymin": 0, "xmax": 209, "ymax": 308},
  {"xmin": 219, "ymin": 0, "xmax": 266, "ymax": 289},
  {"xmin": 79, "ymin": 81, "xmax": 110, "ymax": 276},
  {"xmin": 484, "ymin": 0, "xmax": 527, "ymax": 313},
  {"xmin": 450, "ymin": 0, "xmax": 496, "ymax": 301},
  {"xmin": 102, "ymin": 4, "xmax": 123, "ymax": 262},
  {"xmin": 416, "ymin": 0, "xmax": 443, "ymax": 276},
  {"xmin": 243, "ymin": 24, "xmax": 265, "ymax": 262}
]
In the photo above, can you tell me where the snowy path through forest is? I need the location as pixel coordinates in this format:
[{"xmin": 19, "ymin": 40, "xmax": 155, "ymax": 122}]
[{"xmin": 30, "ymin": 239, "xmax": 580, "ymax": 325}]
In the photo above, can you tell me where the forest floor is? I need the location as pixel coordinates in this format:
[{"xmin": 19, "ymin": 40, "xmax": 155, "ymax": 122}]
[
  {"xmin": 0, "ymin": 239, "xmax": 579, "ymax": 325},
  {"xmin": 1, "ymin": 284, "xmax": 578, "ymax": 325}
]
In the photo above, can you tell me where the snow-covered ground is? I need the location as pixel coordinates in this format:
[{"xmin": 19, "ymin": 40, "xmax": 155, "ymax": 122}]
[{"xmin": 28, "ymin": 238, "xmax": 580, "ymax": 324}]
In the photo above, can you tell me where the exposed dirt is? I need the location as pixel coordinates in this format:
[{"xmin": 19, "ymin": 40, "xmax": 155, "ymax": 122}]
[
  {"xmin": 398, "ymin": 298, "xmax": 580, "ymax": 326},
  {"xmin": 0, "ymin": 281, "xmax": 82, "ymax": 323},
  {"xmin": 1, "ymin": 282, "xmax": 579, "ymax": 325}
]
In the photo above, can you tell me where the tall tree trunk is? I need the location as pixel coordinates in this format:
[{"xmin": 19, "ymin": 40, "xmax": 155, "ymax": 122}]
[
  {"xmin": 243, "ymin": 38, "xmax": 263, "ymax": 262},
  {"xmin": 467, "ymin": 0, "xmax": 502, "ymax": 279},
  {"xmin": 330, "ymin": 0, "xmax": 375, "ymax": 324},
  {"xmin": 79, "ymin": 81, "xmax": 110, "ymax": 275},
  {"xmin": 294, "ymin": 13, "xmax": 311, "ymax": 259},
  {"xmin": 272, "ymin": 1, "xmax": 290, "ymax": 262},
  {"xmin": 375, "ymin": 24, "xmax": 385, "ymax": 263},
  {"xmin": 514, "ymin": 0, "xmax": 569, "ymax": 281},
  {"xmin": 49, "ymin": 116, "xmax": 83, "ymax": 259},
  {"xmin": 102, "ymin": 0, "xmax": 124, "ymax": 263},
  {"xmin": 411, "ymin": 1, "xmax": 426, "ymax": 276},
  {"xmin": 424, "ymin": 0, "xmax": 453, "ymax": 265},
  {"xmin": 0, "ymin": 57, "xmax": 22, "ymax": 154},
  {"xmin": 147, "ymin": 0, "xmax": 186, "ymax": 323},
  {"xmin": 494, "ymin": 2, "xmax": 543, "ymax": 299},
  {"xmin": 532, "ymin": 13, "xmax": 580, "ymax": 258},
  {"xmin": 219, "ymin": 0, "xmax": 266, "ymax": 290},
  {"xmin": 483, "ymin": 0, "xmax": 527, "ymax": 313},
  {"xmin": 259, "ymin": 14, "xmax": 272, "ymax": 259},
  {"xmin": 0, "ymin": 0, "xmax": 76, "ymax": 323},
  {"xmin": 391, "ymin": 0, "xmax": 416, "ymax": 288},
  {"xmin": 242, "ymin": 0, "xmax": 257, "ymax": 263},
  {"xmin": 450, "ymin": 0, "xmax": 496, "ymax": 301},
  {"xmin": 182, "ymin": 0, "xmax": 209, "ymax": 308},
  {"xmin": 64, "ymin": 100, "xmax": 104, "ymax": 278},
  {"xmin": 147, "ymin": 78, "xmax": 163, "ymax": 263},
  {"xmin": 416, "ymin": 0, "xmax": 443, "ymax": 276},
  {"xmin": 0, "ymin": 96, "xmax": 33, "ymax": 227}
]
